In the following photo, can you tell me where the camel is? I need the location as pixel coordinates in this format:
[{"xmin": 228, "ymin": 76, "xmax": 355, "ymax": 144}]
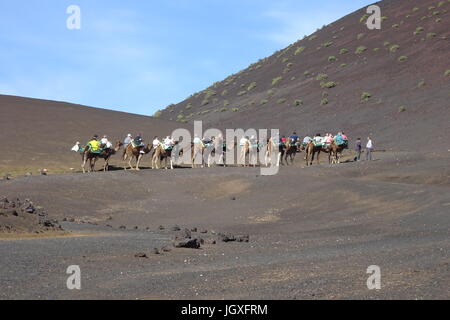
[
  {"xmin": 329, "ymin": 141, "xmax": 347, "ymax": 164},
  {"xmin": 305, "ymin": 141, "xmax": 333, "ymax": 166},
  {"xmin": 206, "ymin": 136, "xmax": 226, "ymax": 168},
  {"xmin": 151, "ymin": 143, "xmax": 176, "ymax": 170},
  {"xmin": 191, "ymin": 142, "xmax": 206, "ymax": 168},
  {"xmin": 282, "ymin": 139, "xmax": 299, "ymax": 165},
  {"xmin": 81, "ymin": 141, "xmax": 122, "ymax": 173},
  {"xmin": 239, "ymin": 140, "xmax": 251, "ymax": 167},
  {"xmin": 123, "ymin": 143, "xmax": 152, "ymax": 170},
  {"xmin": 265, "ymin": 139, "xmax": 283, "ymax": 167}
]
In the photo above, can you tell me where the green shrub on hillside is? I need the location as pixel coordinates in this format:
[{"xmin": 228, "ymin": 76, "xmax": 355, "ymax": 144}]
[
  {"xmin": 320, "ymin": 81, "xmax": 337, "ymax": 89},
  {"xmin": 316, "ymin": 73, "xmax": 328, "ymax": 81},
  {"xmin": 398, "ymin": 56, "xmax": 408, "ymax": 62},
  {"xmin": 237, "ymin": 90, "xmax": 247, "ymax": 96},
  {"xmin": 221, "ymin": 89, "xmax": 228, "ymax": 96},
  {"xmin": 272, "ymin": 76, "xmax": 283, "ymax": 86},
  {"xmin": 444, "ymin": 70, "xmax": 450, "ymax": 77},
  {"xmin": 384, "ymin": 41, "xmax": 391, "ymax": 47},
  {"xmin": 360, "ymin": 14, "xmax": 369, "ymax": 23},
  {"xmin": 260, "ymin": 99, "xmax": 269, "ymax": 105},
  {"xmin": 231, "ymin": 108, "xmax": 239, "ymax": 112},
  {"xmin": 357, "ymin": 33, "xmax": 365, "ymax": 40},
  {"xmin": 223, "ymin": 100, "xmax": 230, "ymax": 107},
  {"xmin": 186, "ymin": 103, "xmax": 193, "ymax": 110},
  {"xmin": 247, "ymin": 82, "xmax": 257, "ymax": 91},
  {"xmin": 389, "ymin": 44, "xmax": 400, "ymax": 52},
  {"xmin": 277, "ymin": 98, "xmax": 287, "ymax": 104},
  {"xmin": 320, "ymin": 98, "xmax": 329, "ymax": 105},
  {"xmin": 294, "ymin": 46, "xmax": 306, "ymax": 55},
  {"xmin": 308, "ymin": 35, "xmax": 317, "ymax": 41},
  {"xmin": 355, "ymin": 46, "xmax": 367, "ymax": 54},
  {"xmin": 304, "ymin": 71, "xmax": 311, "ymax": 76},
  {"xmin": 373, "ymin": 48, "xmax": 380, "ymax": 52},
  {"xmin": 426, "ymin": 32, "xmax": 437, "ymax": 38},
  {"xmin": 392, "ymin": 24, "xmax": 400, "ymax": 28},
  {"xmin": 361, "ymin": 92, "xmax": 371, "ymax": 102},
  {"xmin": 417, "ymin": 80, "xmax": 426, "ymax": 88},
  {"xmin": 340, "ymin": 48, "xmax": 349, "ymax": 54},
  {"xmin": 293, "ymin": 99, "xmax": 304, "ymax": 106},
  {"xmin": 398, "ymin": 106, "xmax": 407, "ymax": 112},
  {"xmin": 414, "ymin": 26, "xmax": 424, "ymax": 35},
  {"xmin": 153, "ymin": 110, "xmax": 162, "ymax": 118},
  {"xmin": 340, "ymin": 63, "xmax": 347, "ymax": 68},
  {"xmin": 412, "ymin": 7, "xmax": 419, "ymax": 12},
  {"xmin": 322, "ymin": 41, "xmax": 333, "ymax": 47},
  {"xmin": 328, "ymin": 56, "xmax": 337, "ymax": 62}
]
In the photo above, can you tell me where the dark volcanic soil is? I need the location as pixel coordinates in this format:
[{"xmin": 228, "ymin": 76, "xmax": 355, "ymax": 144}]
[{"xmin": 0, "ymin": 151, "xmax": 448, "ymax": 299}]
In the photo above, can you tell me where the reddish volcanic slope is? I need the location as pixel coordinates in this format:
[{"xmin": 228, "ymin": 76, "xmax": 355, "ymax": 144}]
[{"xmin": 158, "ymin": 0, "xmax": 450, "ymax": 152}]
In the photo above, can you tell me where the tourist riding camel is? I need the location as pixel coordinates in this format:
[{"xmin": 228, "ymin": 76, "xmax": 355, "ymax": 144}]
[
  {"xmin": 265, "ymin": 136, "xmax": 282, "ymax": 167},
  {"xmin": 80, "ymin": 137, "xmax": 123, "ymax": 173},
  {"xmin": 152, "ymin": 139, "xmax": 175, "ymax": 170},
  {"xmin": 123, "ymin": 140, "xmax": 152, "ymax": 171},
  {"xmin": 239, "ymin": 136, "xmax": 250, "ymax": 167},
  {"xmin": 191, "ymin": 135, "xmax": 205, "ymax": 168}
]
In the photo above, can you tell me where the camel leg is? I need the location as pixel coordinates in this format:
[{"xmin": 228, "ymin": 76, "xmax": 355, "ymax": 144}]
[
  {"xmin": 82, "ymin": 157, "xmax": 87, "ymax": 173},
  {"xmin": 136, "ymin": 155, "xmax": 142, "ymax": 171},
  {"xmin": 128, "ymin": 156, "xmax": 134, "ymax": 170}
]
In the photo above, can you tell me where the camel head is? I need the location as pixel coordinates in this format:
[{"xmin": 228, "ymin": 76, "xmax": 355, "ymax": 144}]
[
  {"xmin": 114, "ymin": 141, "xmax": 124, "ymax": 151},
  {"xmin": 143, "ymin": 144, "xmax": 152, "ymax": 154}
]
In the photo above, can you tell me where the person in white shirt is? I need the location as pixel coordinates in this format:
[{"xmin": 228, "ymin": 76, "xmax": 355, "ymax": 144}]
[
  {"xmin": 153, "ymin": 136, "xmax": 161, "ymax": 149},
  {"xmin": 240, "ymin": 136, "xmax": 249, "ymax": 147},
  {"xmin": 101, "ymin": 135, "xmax": 112, "ymax": 149},
  {"xmin": 366, "ymin": 137, "xmax": 373, "ymax": 161},
  {"xmin": 164, "ymin": 136, "xmax": 174, "ymax": 149}
]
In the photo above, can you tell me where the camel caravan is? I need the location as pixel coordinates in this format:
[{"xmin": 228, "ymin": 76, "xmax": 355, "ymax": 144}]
[{"xmin": 71, "ymin": 132, "xmax": 350, "ymax": 173}]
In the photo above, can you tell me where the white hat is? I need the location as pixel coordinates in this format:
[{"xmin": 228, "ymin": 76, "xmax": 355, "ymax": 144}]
[{"xmin": 127, "ymin": 134, "xmax": 132, "ymax": 137}]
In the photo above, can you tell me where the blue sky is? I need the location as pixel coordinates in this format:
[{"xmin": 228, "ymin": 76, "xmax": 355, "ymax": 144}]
[{"xmin": 0, "ymin": 0, "xmax": 374, "ymax": 115}]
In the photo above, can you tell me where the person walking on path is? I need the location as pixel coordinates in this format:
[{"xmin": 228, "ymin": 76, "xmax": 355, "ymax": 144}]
[
  {"xmin": 354, "ymin": 138, "xmax": 362, "ymax": 161},
  {"xmin": 366, "ymin": 137, "xmax": 374, "ymax": 161}
]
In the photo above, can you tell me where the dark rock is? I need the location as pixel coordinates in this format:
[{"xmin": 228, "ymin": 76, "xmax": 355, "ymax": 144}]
[
  {"xmin": 218, "ymin": 233, "xmax": 236, "ymax": 242},
  {"xmin": 171, "ymin": 225, "xmax": 181, "ymax": 231},
  {"xmin": 69, "ymin": 218, "xmax": 75, "ymax": 222},
  {"xmin": 236, "ymin": 235, "xmax": 250, "ymax": 243},
  {"xmin": 191, "ymin": 227, "xmax": 198, "ymax": 232},
  {"xmin": 173, "ymin": 238, "xmax": 201, "ymax": 249},
  {"xmin": 158, "ymin": 225, "xmax": 165, "ymax": 231},
  {"xmin": 152, "ymin": 248, "xmax": 161, "ymax": 255},
  {"xmin": 161, "ymin": 246, "xmax": 172, "ymax": 252},
  {"xmin": 231, "ymin": 197, "xmax": 236, "ymax": 201},
  {"xmin": 62, "ymin": 218, "xmax": 68, "ymax": 222},
  {"xmin": 134, "ymin": 226, "xmax": 139, "ymax": 230},
  {"xmin": 119, "ymin": 225, "xmax": 126, "ymax": 230},
  {"xmin": 134, "ymin": 252, "xmax": 148, "ymax": 258},
  {"xmin": 200, "ymin": 229, "xmax": 208, "ymax": 234}
]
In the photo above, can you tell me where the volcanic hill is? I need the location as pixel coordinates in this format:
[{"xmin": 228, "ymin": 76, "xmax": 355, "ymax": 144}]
[{"xmin": 157, "ymin": 0, "xmax": 450, "ymax": 152}]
